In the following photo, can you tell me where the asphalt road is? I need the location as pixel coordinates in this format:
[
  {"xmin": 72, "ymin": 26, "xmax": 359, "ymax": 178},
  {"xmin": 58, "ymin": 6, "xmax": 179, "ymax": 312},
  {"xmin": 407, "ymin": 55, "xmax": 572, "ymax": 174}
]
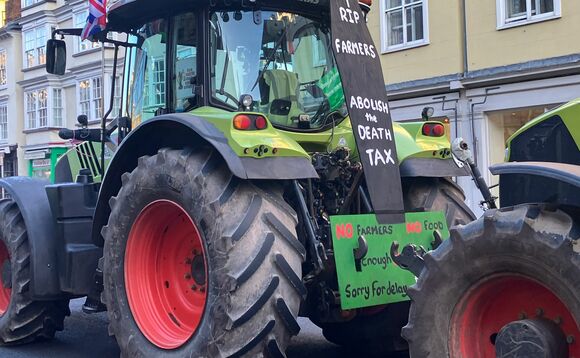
[{"xmin": 0, "ymin": 299, "xmax": 409, "ymax": 358}]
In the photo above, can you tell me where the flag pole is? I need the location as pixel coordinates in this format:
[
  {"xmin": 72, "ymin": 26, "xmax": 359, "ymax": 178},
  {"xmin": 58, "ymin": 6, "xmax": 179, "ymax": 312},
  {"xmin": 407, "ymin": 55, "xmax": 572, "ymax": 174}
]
[{"xmin": 101, "ymin": 40, "xmax": 105, "ymax": 122}]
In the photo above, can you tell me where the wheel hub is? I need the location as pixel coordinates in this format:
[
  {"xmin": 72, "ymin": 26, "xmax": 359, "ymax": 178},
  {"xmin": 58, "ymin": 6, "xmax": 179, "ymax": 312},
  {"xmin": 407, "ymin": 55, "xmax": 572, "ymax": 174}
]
[
  {"xmin": 125, "ymin": 200, "xmax": 208, "ymax": 350},
  {"xmin": 495, "ymin": 319, "xmax": 568, "ymax": 358},
  {"xmin": 191, "ymin": 252, "xmax": 206, "ymax": 287},
  {"xmin": 449, "ymin": 275, "xmax": 580, "ymax": 357}
]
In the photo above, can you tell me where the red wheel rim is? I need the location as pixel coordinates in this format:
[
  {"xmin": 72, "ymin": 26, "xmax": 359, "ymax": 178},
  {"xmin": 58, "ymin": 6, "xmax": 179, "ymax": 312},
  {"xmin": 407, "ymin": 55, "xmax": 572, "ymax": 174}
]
[
  {"xmin": 450, "ymin": 275, "xmax": 580, "ymax": 357},
  {"xmin": 125, "ymin": 200, "xmax": 208, "ymax": 350},
  {"xmin": 0, "ymin": 241, "xmax": 10, "ymax": 315}
]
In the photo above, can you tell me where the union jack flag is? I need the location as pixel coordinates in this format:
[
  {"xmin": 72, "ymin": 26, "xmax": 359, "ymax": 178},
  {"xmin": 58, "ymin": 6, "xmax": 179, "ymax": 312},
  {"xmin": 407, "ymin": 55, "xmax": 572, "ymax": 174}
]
[{"xmin": 81, "ymin": 0, "xmax": 107, "ymax": 41}]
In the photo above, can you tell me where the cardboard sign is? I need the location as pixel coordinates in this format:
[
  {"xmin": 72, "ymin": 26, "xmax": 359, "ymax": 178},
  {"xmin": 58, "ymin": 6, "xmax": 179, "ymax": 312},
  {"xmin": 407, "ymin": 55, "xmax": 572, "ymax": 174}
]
[
  {"xmin": 330, "ymin": 0, "xmax": 404, "ymax": 224},
  {"xmin": 330, "ymin": 212, "xmax": 449, "ymax": 309}
]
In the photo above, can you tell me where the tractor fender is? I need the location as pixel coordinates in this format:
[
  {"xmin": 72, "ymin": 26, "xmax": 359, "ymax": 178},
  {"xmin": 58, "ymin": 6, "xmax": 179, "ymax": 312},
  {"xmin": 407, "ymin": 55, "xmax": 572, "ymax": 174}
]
[
  {"xmin": 490, "ymin": 161, "xmax": 580, "ymax": 208},
  {"xmin": 92, "ymin": 114, "xmax": 317, "ymax": 246},
  {"xmin": 399, "ymin": 158, "xmax": 470, "ymax": 178},
  {"xmin": 0, "ymin": 177, "xmax": 61, "ymax": 299}
]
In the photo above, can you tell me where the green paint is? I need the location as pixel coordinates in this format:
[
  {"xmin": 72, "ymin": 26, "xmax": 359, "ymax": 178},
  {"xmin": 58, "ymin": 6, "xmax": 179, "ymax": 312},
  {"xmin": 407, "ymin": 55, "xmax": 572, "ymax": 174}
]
[
  {"xmin": 330, "ymin": 211, "xmax": 449, "ymax": 310},
  {"xmin": 188, "ymin": 107, "xmax": 452, "ymax": 165}
]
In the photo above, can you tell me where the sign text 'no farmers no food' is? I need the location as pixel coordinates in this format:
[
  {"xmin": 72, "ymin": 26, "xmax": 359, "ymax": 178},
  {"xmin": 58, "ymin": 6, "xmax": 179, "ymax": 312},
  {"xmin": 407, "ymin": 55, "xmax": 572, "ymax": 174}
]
[{"xmin": 330, "ymin": 0, "xmax": 405, "ymax": 224}]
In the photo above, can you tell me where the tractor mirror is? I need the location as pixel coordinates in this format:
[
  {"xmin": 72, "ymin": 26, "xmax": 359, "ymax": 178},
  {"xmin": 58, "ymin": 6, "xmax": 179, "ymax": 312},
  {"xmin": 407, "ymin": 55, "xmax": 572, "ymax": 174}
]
[{"xmin": 46, "ymin": 39, "xmax": 67, "ymax": 75}]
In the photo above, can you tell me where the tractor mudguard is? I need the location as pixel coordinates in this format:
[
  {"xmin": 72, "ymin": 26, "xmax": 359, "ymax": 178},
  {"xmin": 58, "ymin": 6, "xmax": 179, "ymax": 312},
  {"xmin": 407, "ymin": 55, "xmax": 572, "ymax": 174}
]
[
  {"xmin": 399, "ymin": 158, "xmax": 470, "ymax": 178},
  {"xmin": 0, "ymin": 177, "xmax": 61, "ymax": 299},
  {"xmin": 491, "ymin": 161, "xmax": 580, "ymax": 208},
  {"xmin": 92, "ymin": 114, "xmax": 318, "ymax": 246}
]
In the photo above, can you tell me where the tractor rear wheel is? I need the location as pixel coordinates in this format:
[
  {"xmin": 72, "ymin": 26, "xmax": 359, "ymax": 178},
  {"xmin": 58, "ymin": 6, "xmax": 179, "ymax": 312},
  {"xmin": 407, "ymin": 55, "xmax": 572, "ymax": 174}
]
[
  {"xmin": 321, "ymin": 177, "xmax": 475, "ymax": 355},
  {"xmin": 0, "ymin": 199, "xmax": 70, "ymax": 345},
  {"xmin": 103, "ymin": 147, "xmax": 306, "ymax": 357},
  {"xmin": 404, "ymin": 205, "xmax": 580, "ymax": 357}
]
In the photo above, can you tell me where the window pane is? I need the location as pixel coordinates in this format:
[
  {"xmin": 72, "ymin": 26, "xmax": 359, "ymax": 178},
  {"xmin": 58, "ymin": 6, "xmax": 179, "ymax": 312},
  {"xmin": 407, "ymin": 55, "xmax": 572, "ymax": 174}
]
[
  {"xmin": 173, "ymin": 12, "xmax": 198, "ymax": 112},
  {"xmin": 532, "ymin": 0, "xmax": 554, "ymax": 15},
  {"xmin": 38, "ymin": 89, "xmax": 48, "ymax": 127},
  {"xmin": 53, "ymin": 89, "xmax": 63, "ymax": 127},
  {"xmin": 507, "ymin": 0, "xmax": 527, "ymax": 19},
  {"xmin": 26, "ymin": 92, "xmax": 37, "ymax": 128},
  {"xmin": 0, "ymin": 51, "xmax": 6, "ymax": 86},
  {"xmin": 0, "ymin": 106, "xmax": 7, "ymax": 140},
  {"xmin": 387, "ymin": 9, "xmax": 404, "ymax": 46},
  {"xmin": 135, "ymin": 19, "xmax": 167, "ymax": 121},
  {"xmin": 79, "ymin": 80, "xmax": 91, "ymax": 117},
  {"xmin": 406, "ymin": 4, "xmax": 424, "ymax": 42},
  {"xmin": 386, "ymin": 0, "xmax": 402, "ymax": 9},
  {"xmin": 93, "ymin": 77, "xmax": 103, "ymax": 119}
]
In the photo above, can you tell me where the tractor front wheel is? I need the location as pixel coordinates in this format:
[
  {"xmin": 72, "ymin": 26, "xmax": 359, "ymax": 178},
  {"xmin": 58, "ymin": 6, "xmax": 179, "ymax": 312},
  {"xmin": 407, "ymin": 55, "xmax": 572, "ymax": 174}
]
[
  {"xmin": 0, "ymin": 199, "xmax": 70, "ymax": 345},
  {"xmin": 404, "ymin": 205, "xmax": 580, "ymax": 357},
  {"xmin": 103, "ymin": 147, "xmax": 306, "ymax": 357}
]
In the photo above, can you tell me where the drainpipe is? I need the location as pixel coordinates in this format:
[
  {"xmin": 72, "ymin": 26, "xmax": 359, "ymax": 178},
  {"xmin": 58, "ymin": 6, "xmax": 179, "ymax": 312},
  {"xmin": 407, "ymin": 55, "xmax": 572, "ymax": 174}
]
[{"xmin": 461, "ymin": 0, "xmax": 469, "ymax": 76}]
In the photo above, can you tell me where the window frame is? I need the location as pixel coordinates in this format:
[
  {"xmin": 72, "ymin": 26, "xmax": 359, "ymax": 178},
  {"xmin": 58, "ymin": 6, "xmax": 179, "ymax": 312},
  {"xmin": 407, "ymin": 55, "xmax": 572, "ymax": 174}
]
[
  {"xmin": 21, "ymin": 0, "xmax": 41, "ymax": 9},
  {"xmin": 496, "ymin": 0, "xmax": 561, "ymax": 30},
  {"xmin": 380, "ymin": 0, "xmax": 430, "ymax": 54},
  {"xmin": 22, "ymin": 24, "xmax": 49, "ymax": 69},
  {"xmin": 24, "ymin": 87, "xmax": 64, "ymax": 130},
  {"xmin": 77, "ymin": 76, "xmax": 104, "ymax": 121}
]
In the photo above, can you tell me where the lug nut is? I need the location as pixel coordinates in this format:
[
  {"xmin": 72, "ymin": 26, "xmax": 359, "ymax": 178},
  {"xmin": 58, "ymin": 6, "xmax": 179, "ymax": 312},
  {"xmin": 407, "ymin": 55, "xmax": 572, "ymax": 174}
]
[
  {"xmin": 184, "ymin": 274, "xmax": 191, "ymax": 280},
  {"xmin": 554, "ymin": 316, "xmax": 562, "ymax": 325},
  {"xmin": 518, "ymin": 312, "xmax": 527, "ymax": 320},
  {"xmin": 536, "ymin": 308, "xmax": 544, "ymax": 316},
  {"xmin": 199, "ymin": 286, "xmax": 206, "ymax": 293},
  {"xmin": 567, "ymin": 335, "xmax": 575, "ymax": 344},
  {"xmin": 191, "ymin": 285, "xmax": 197, "ymax": 291}
]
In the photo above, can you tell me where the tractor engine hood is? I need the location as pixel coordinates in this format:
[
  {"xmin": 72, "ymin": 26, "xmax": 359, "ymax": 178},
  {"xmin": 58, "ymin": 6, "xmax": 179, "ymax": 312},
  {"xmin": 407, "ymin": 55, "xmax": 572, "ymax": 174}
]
[{"xmin": 107, "ymin": 0, "xmax": 372, "ymax": 31}]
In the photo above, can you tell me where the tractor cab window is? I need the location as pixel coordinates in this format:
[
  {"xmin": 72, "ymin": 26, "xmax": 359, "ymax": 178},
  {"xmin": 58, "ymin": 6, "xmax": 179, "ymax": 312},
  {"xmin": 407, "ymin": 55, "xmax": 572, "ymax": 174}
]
[
  {"xmin": 127, "ymin": 18, "xmax": 168, "ymax": 126},
  {"xmin": 210, "ymin": 11, "xmax": 347, "ymax": 130},
  {"xmin": 173, "ymin": 12, "xmax": 198, "ymax": 113}
]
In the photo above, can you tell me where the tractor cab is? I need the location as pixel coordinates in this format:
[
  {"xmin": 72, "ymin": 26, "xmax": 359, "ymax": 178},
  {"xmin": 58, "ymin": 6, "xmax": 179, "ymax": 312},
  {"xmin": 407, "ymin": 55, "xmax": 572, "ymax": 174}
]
[{"xmin": 116, "ymin": 0, "xmax": 365, "ymax": 131}]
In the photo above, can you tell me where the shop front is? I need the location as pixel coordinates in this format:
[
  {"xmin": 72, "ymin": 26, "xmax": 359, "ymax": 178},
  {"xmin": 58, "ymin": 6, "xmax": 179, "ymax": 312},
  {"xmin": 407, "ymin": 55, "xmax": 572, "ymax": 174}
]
[{"xmin": 25, "ymin": 147, "xmax": 67, "ymax": 182}]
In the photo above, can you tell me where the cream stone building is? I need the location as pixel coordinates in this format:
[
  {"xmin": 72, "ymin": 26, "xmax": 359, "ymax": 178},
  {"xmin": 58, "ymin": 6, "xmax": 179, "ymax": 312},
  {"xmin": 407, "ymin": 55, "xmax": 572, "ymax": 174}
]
[{"xmin": 368, "ymin": 0, "xmax": 580, "ymax": 214}]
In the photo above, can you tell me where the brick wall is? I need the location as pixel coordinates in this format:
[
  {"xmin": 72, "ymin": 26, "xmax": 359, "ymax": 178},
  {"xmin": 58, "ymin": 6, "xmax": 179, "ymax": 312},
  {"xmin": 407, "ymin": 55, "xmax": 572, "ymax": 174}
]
[{"xmin": 5, "ymin": 0, "xmax": 21, "ymax": 23}]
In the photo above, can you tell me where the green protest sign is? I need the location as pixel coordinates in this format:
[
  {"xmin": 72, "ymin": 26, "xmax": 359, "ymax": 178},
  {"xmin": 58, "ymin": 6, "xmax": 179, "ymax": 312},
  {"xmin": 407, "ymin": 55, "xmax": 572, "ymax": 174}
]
[
  {"xmin": 330, "ymin": 212, "xmax": 449, "ymax": 310},
  {"xmin": 318, "ymin": 67, "xmax": 345, "ymax": 112}
]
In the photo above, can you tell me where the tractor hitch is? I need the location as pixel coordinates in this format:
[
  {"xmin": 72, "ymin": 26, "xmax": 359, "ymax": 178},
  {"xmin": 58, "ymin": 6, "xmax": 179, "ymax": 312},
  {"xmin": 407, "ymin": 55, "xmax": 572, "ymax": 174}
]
[
  {"xmin": 390, "ymin": 242, "xmax": 426, "ymax": 278},
  {"xmin": 389, "ymin": 231, "xmax": 443, "ymax": 278}
]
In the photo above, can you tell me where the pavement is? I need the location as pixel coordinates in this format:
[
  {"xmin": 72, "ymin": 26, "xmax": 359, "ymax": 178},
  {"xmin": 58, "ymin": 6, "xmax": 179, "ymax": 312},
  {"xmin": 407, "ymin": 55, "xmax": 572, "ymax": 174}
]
[{"xmin": 0, "ymin": 299, "xmax": 409, "ymax": 358}]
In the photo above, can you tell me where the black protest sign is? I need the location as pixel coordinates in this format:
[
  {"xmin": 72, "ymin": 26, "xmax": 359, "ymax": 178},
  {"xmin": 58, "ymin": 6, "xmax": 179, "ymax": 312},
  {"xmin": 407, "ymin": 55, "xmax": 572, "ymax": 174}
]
[{"xmin": 329, "ymin": 0, "xmax": 404, "ymax": 224}]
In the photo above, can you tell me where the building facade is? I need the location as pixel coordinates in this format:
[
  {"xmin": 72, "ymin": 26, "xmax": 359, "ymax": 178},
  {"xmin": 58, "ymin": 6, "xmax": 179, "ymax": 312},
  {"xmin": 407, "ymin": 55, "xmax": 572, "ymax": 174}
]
[
  {"xmin": 17, "ymin": 0, "xmax": 119, "ymax": 181},
  {"xmin": 368, "ymin": 0, "xmax": 580, "ymax": 215},
  {"xmin": 0, "ymin": 1, "xmax": 24, "ymax": 179}
]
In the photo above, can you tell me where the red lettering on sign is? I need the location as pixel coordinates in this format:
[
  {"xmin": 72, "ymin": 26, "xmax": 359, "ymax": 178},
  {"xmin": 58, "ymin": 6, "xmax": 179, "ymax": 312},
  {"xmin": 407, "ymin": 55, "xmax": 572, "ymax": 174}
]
[
  {"xmin": 336, "ymin": 223, "xmax": 354, "ymax": 240},
  {"xmin": 406, "ymin": 222, "xmax": 422, "ymax": 234}
]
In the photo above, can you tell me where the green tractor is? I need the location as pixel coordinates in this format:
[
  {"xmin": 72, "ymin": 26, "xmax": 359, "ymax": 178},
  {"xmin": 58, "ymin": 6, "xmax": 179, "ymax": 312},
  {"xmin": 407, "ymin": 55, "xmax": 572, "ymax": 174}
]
[
  {"xmin": 405, "ymin": 100, "xmax": 580, "ymax": 357},
  {"xmin": 0, "ymin": 0, "xmax": 474, "ymax": 356}
]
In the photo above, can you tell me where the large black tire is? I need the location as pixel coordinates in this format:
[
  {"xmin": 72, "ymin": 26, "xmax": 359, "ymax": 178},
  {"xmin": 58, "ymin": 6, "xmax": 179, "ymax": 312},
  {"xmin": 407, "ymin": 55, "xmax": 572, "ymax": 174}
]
[
  {"xmin": 404, "ymin": 205, "xmax": 580, "ymax": 357},
  {"xmin": 0, "ymin": 199, "xmax": 70, "ymax": 345},
  {"xmin": 321, "ymin": 177, "xmax": 475, "ymax": 355},
  {"xmin": 103, "ymin": 147, "xmax": 306, "ymax": 357}
]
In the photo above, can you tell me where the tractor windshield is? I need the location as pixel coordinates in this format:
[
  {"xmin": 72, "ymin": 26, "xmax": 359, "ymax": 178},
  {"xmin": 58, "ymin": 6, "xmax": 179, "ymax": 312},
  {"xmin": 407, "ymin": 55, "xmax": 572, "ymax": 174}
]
[{"xmin": 210, "ymin": 10, "xmax": 347, "ymax": 129}]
